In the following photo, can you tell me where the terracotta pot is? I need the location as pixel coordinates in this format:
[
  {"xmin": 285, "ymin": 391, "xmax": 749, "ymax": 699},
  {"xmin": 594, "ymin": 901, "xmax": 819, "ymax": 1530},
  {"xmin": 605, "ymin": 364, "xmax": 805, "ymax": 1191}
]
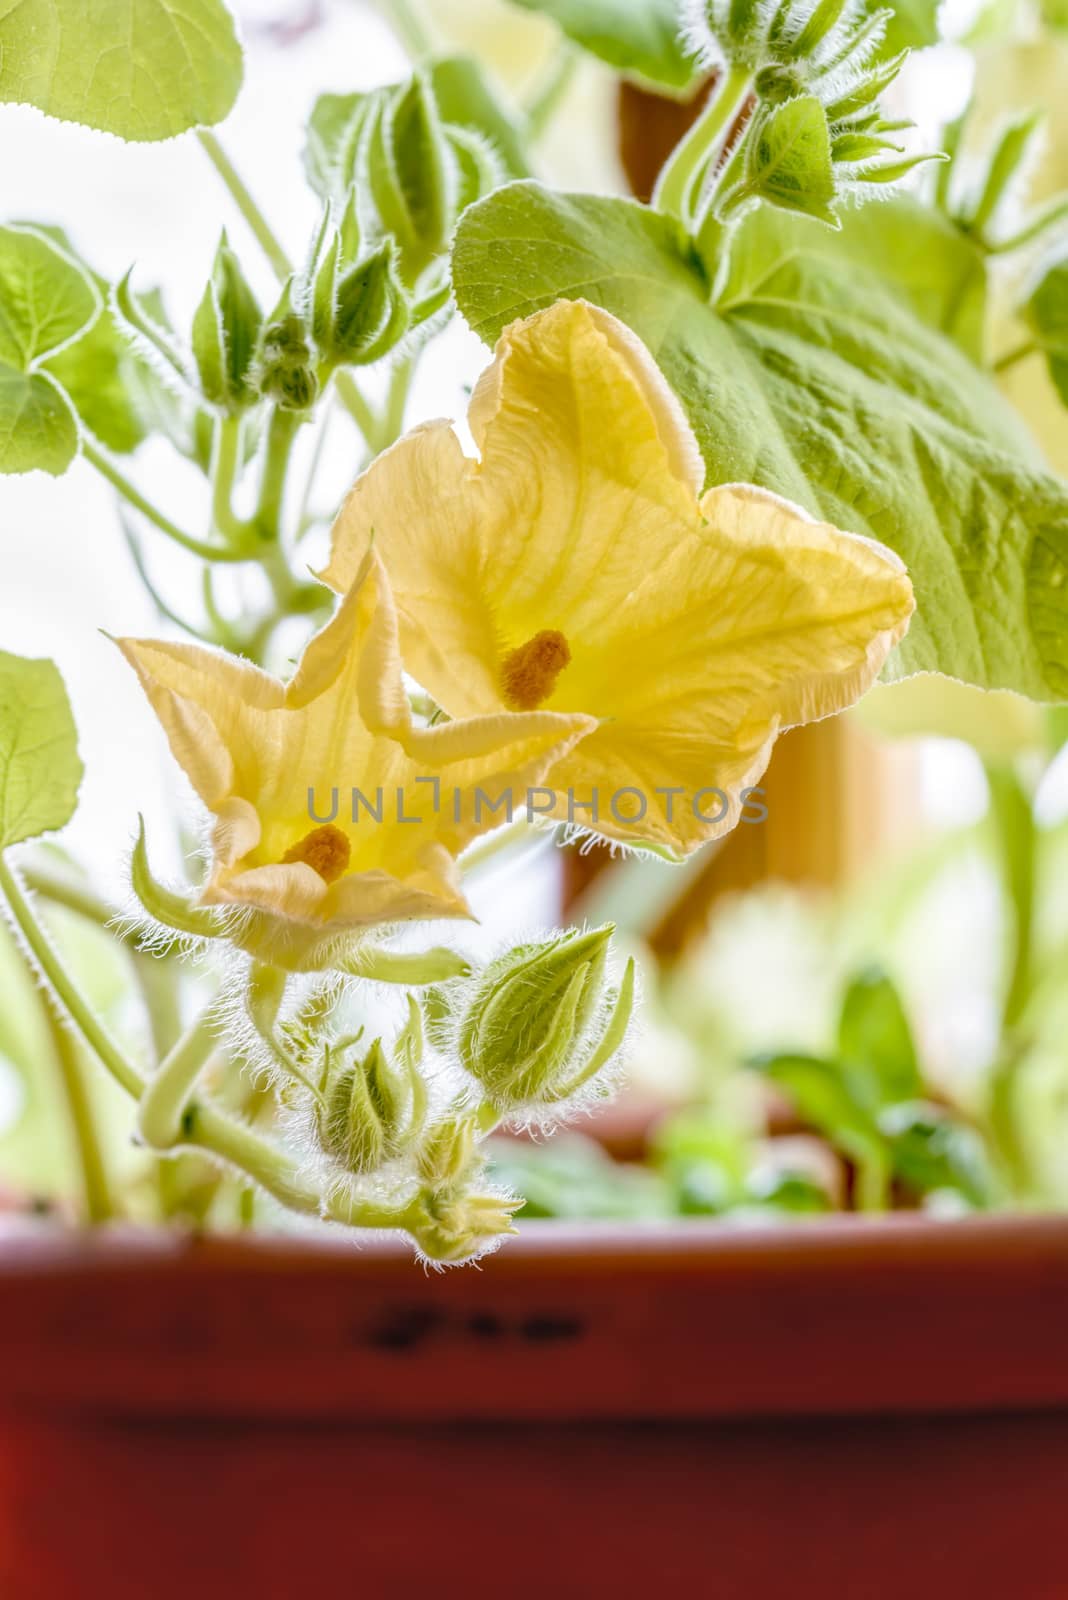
[{"xmin": 1, "ymin": 1216, "xmax": 1068, "ymax": 1598}]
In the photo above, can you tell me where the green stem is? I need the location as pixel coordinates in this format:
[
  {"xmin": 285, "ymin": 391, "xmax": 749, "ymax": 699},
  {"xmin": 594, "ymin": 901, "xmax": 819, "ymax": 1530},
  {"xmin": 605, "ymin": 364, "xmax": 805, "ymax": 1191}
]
[
  {"xmin": 0, "ymin": 854, "xmax": 144, "ymax": 1100},
  {"xmin": 335, "ymin": 370, "xmax": 385, "ymax": 449},
  {"xmin": 254, "ymin": 407, "xmax": 301, "ymax": 540},
  {"xmin": 987, "ymin": 193, "xmax": 1068, "ymax": 256},
  {"xmin": 854, "ymin": 1149, "xmax": 891, "ymax": 1213},
  {"xmin": 210, "ymin": 415, "xmax": 254, "ymax": 546},
  {"xmin": 84, "ymin": 439, "xmax": 253, "ymax": 563},
  {"xmin": 138, "ymin": 1003, "xmax": 223, "ymax": 1150},
  {"xmin": 378, "ymin": 0, "xmax": 434, "ymax": 59},
  {"xmin": 41, "ymin": 1002, "xmax": 114, "ymax": 1223},
  {"xmin": 653, "ymin": 65, "xmax": 753, "ymax": 225},
  {"xmin": 18, "ymin": 862, "xmax": 114, "ymax": 927},
  {"xmin": 993, "ymin": 339, "xmax": 1038, "ymax": 374},
  {"xmin": 379, "ymin": 357, "xmax": 414, "ymax": 448},
  {"xmin": 186, "ymin": 1099, "xmax": 418, "ymax": 1230},
  {"xmin": 523, "ymin": 45, "xmax": 578, "ymax": 139},
  {"xmin": 197, "ymin": 130, "xmax": 292, "ymax": 281}
]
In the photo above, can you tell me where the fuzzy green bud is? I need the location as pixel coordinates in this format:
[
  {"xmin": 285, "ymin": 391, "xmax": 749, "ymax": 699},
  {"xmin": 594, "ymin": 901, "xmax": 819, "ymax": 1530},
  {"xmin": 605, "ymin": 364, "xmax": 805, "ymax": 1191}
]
[
  {"xmin": 315, "ymin": 1026, "xmax": 427, "ymax": 1177},
  {"xmin": 454, "ymin": 927, "xmax": 634, "ymax": 1114},
  {"xmin": 191, "ymin": 232, "xmax": 262, "ymax": 411},
  {"xmin": 256, "ymin": 283, "xmax": 320, "ymax": 413},
  {"xmin": 331, "ymin": 242, "xmax": 411, "ymax": 365},
  {"xmin": 409, "ymin": 1184, "xmax": 520, "ymax": 1264},
  {"xmin": 365, "ymin": 73, "xmax": 456, "ymax": 285}
]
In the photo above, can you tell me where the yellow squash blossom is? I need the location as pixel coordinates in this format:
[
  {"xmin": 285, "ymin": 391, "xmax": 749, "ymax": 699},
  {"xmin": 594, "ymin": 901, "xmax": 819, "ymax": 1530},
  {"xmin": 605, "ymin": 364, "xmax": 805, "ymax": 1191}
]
[
  {"xmin": 321, "ymin": 299, "xmax": 916, "ymax": 856},
  {"xmin": 117, "ymin": 550, "xmax": 595, "ymax": 966}
]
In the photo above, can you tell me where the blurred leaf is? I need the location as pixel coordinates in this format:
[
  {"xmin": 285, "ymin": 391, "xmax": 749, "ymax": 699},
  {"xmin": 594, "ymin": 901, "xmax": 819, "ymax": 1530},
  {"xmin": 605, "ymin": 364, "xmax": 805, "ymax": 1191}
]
[
  {"xmin": 753, "ymin": 1052, "xmax": 881, "ymax": 1155},
  {"xmin": 856, "ymin": 674, "xmax": 1047, "ymax": 758},
  {"xmin": 0, "ymin": 652, "xmax": 82, "ymax": 847},
  {"xmin": 837, "ymin": 969, "xmax": 922, "ymax": 1107},
  {"xmin": 504, "ymin": 0, "xmax": 700, "ymax": 91},
  {"xmin": 0, "ymin": 0, "xmax": 243, "ymax": 141},
  {"xmin": 879, "ymin": 1100, "xmax": 997, "ymax": 1207},
  {"xmin": 488, "ymin": 1133, "xmax": 673, "ymax": 1219}
]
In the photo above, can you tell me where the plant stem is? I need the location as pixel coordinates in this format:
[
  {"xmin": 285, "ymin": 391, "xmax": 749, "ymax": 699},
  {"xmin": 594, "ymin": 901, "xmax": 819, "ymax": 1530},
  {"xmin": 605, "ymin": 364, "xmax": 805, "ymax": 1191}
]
[
  {"xmin": 19, "ymin": 861, "xmax": 114, "ymax": 927},
  {"xmin": 0, "ymin": 854, "xmax": 144, "ymax": 1100},
  {"xmin": 210, "ymin": 415, "xmax": 254, "ymax": 546},
  {"xmin": 197, "ymin": 130, "xmax": 292, "ymax": 281},
  {"xmin": 524, "ymin": 45, "xmax": 577, "ymax": 139},
  {"xmin": 993, "ymin": 339, "xmax": 1038, "ymax": 374},
  {"xmin": 653, "ymin": 65, "xmax": 753, "ymax": 225},
  {"xmin": 988, "ymin": 193, "xmax": 1068, "ymax": 256},
  {"xmin": 378, "ymin": 0, "xmax": 434, "ymax": 59},
  {"xmin": 255, "ymin": 407, "xmax": 301, "ymax": 539},
  {"xmin": 335, "ymin": 371, "xmax": 385, "ymax": 448},
  {"xmin": 41, "ymin": 1001, "xmax": 114, "ymax": 1223},
  {"xmin": 83, "ymin": 439, "xmax": 252, "ymax": 563},
  {"xmin": 138, "ymin": 1003, "xmax": 223, "ymax": 1150}
]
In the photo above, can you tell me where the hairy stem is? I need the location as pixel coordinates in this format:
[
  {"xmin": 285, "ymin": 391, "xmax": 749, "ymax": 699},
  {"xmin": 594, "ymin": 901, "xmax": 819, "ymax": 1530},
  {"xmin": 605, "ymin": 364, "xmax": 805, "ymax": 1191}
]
[
  {"xmin": 197, "ymin": 130, "xmax": 292, "ymax": 282},
  {"xmin": 84, "ymin": 440, "xmax": 252, "ymax": 563},
  {"xmin": 138, "ymin": 1003, "xmax": 224, "ymax": 1150},
  {"xmin": 653, "ymin": 64, "xmax": 754, "ymax": 225},
  {"xmin": 41, "ymin": 1001, "xmax": 114, "ymax": 1223},
  {"xmin": 0, "ymin": 854, "xmax": 144, "ymax": 1100}
]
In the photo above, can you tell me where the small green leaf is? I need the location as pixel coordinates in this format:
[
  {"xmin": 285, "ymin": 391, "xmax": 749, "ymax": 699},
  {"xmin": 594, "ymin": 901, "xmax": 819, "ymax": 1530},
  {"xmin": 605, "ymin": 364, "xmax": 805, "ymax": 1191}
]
[
  {"xmin": 724, "ymin": 95, "xmax": 839, "ymax": 225},
  {"xmin": 878, "ymin": 1101, "xmax": 996, "ymax": 1207},
  {"xmin": 505, "ymin": 0, "xmax": 700, "ymax": 91},
  {"xmin": 0, "ymin": 225, "xmax": 100, "ymax": 475},
  {"xmin": 0, "ymin": 652, "xmax": 83, "ymax": 849},
  {"xmin": 453, "ymin": 184, "xmax": 1068, "ymax": 699},
  {"xmin": 837, "ymin": 969, "xmax": 921, "ymax": 1107},
  {"xmin": 753, "ymin": 1052, "xmax": 883, "ymax": 1161},
  {"xmin": 0, "ymin": 0, "xmax": 243, "ymax": 141}
]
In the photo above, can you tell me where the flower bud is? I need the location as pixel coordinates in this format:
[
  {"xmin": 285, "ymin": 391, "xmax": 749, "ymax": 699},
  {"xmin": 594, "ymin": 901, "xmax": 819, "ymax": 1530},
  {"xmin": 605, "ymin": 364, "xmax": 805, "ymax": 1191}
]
[
  {"xmin": 414, "ymin": 1108, "xmax": 479, "ymax": 1188},
  {"xmin": 409, "ymin": 1183, "xmax": 520, "ymax": 1264},
  {"xmin": 331, "ymin": 242, "xmax": 411, "ymax": 365},
  {"xmin": 255, "ymin": 283, "xmax": 320, "ymax": 413},
  {"xmin": 454, "ymin": 927, "xmax": 635, "ymax": 1115},
  {"xmin": 314, "ymin": 1023, "xmax": 427, "ymax": 1177},
  {"xmin": 191, "ymin": 232, "xmax": 262, "ymax": 411},
  {"xmin": 365, "ymin": 73, "xmax": 456, "ymax": 285}
]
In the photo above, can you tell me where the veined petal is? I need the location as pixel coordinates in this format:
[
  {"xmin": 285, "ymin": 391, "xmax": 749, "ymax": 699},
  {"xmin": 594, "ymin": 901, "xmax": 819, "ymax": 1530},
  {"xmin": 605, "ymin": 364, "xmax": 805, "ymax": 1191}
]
[{"xmin": 323, "ymin": 300, "xmax": 713, "ymax": 718}]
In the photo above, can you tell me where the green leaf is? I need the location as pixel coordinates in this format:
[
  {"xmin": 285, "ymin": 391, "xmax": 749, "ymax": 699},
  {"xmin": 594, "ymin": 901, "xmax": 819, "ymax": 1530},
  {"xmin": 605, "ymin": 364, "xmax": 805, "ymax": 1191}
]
[
  {"xmin": 453, "ymin": 183, "xmax": 1068, "ymax": 700},
  {"xmin": 837, "ymin": 969, "xmax": 921, "ymax": 1107},
  {"xmin": 505, "ymin": 0, "xmax": 700, "ymax": 91},
  {"xmin": 753, "ymin": 1052, "xmax": 883, "ymax": 1160},
  {"xmin": 0, "ymin": 0, "xmax": 243, "ymax": 142},
  {"xmin": 0, "ymin": 652, "xmax": 83, "ymax": 849},
  {"xmin": 881, "ymin": 0, "xmax": 942, "ymax": 53},
  {"xmin": 0, "ymin": 225, "xmax": 100, "ymax": 475},
  {"xmin": 724, "ymin": 95, "xmax": 839, "ymax": 225},
  {"xmin": 878, "ymin": 1101, "xmax": 996, "ymax": 1207},
  {"xmin": 24, "ymin": 225, "xmax": 151, "ymax": 454}
]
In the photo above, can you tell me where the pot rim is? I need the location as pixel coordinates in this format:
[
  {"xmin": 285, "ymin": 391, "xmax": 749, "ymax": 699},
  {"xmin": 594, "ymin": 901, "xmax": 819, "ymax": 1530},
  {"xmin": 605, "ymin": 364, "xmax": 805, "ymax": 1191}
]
[{"xmin": 1, "ymin": 1212, "xmax": 1066, "ymax": 1424}]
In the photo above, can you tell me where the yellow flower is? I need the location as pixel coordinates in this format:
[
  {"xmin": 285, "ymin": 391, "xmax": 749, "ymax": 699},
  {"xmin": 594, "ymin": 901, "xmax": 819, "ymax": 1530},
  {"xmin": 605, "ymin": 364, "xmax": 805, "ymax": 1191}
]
[
  {"xmin": 117, "ymin": 550, "xmax": 594, "ymax": 967},
  {"xmin": 321, "ymin": 299, "xmax": 916, "ymax": 857}
]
